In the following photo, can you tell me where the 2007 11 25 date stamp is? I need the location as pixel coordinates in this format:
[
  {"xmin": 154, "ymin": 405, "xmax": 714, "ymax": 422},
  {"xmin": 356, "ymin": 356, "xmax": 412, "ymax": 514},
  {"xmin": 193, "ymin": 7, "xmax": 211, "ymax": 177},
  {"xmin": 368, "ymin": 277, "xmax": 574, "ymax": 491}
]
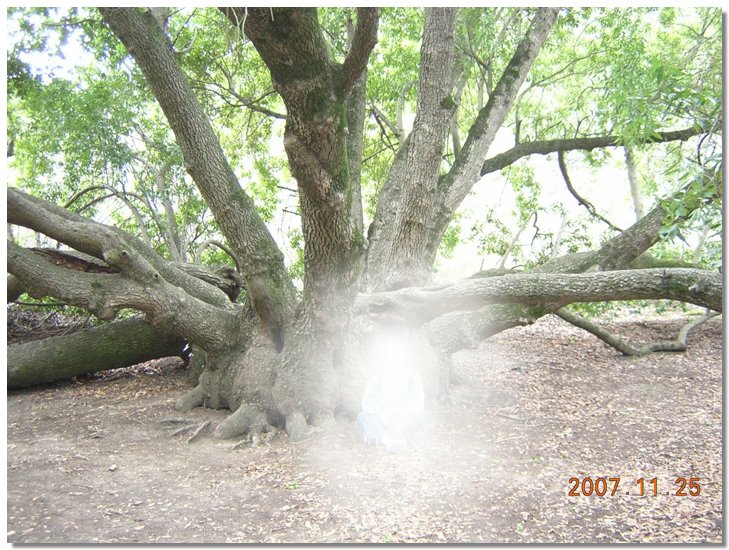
[{"xmin": 568, "ymin": 477, "xmax": 701, "ymax": 497}]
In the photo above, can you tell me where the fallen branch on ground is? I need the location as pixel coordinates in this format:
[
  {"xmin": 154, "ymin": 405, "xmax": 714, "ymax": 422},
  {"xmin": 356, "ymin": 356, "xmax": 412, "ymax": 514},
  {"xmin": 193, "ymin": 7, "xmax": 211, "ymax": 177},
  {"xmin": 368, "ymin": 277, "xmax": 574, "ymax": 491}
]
[{"xmin": 555, "ymin": 308, "xmax": 720, "ymax": 356}]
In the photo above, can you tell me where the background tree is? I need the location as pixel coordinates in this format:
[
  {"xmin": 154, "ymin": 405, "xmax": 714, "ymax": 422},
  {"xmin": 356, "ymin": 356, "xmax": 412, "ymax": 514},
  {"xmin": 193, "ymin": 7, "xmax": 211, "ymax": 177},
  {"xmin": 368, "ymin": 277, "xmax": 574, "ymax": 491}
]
[{"xmin": 6, "ymin": 7, "xmax": 722, "ymax": 441}]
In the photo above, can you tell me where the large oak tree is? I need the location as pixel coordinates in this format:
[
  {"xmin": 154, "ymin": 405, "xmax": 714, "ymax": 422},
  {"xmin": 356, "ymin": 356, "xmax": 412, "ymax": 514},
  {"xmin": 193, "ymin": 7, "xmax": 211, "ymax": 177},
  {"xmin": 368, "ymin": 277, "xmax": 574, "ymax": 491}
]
[{"xmin": 7, "ymin": 8, "xmax": 722, "ymax": 441}]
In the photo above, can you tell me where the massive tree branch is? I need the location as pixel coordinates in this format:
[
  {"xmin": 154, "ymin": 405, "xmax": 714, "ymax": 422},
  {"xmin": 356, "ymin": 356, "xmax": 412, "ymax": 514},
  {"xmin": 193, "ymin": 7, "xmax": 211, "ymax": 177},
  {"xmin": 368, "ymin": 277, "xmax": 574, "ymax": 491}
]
[
  {"xmin": 533, "ymin": 198, "xmax": 669, "ymax": 274},
  {"xmin": 222, "ymin": 8, "xmax": 330, "ymax": 98},
  {"xmin": 8, "ymin": 188, "xmax": 233, "ymax": 310},
  {"xmin": 337, "ymin": 8, "xmax": 379, "ymax": 98},
  {"xmin": 7, "ymin": 241, "xmax": 241, "ymax": 352},
  {"xmin": 366, "ymin": 8, "xmax": 459, "ymax": 289},
  {"xmin": 416, "ymin": 8, "xmax": 559, "ymax": 270},
  {"xmin": 8, "ymin": 318, "xmax": 185, "ymax": 389},
  {"xmin": 7, "ymin": 275, "xmax": 24, "ymax": 302},
  {"xmin": 345, "ymin": 12, "xmax": 368, "ymax": 236},
  {"xmin": 438, "ymin": 8, "xmax": 559, "ymax": 217},
  {"xmin": 99, "ymin": 7, "xmax": 297, "ymax": 346},
  {"xmin": 358, "ymin": 268, "xmax": 721, "ymax": 324},
  {"xmin": 480, "ymin": 126, "xmax": 706, "ymax": 176},
  {"xmin": 223, "ymin": 7, "xmax": 366, "ymax": 311},
  {"xmin": 8, "ymin": 247, "xmax": 243, "ymax": 304}
]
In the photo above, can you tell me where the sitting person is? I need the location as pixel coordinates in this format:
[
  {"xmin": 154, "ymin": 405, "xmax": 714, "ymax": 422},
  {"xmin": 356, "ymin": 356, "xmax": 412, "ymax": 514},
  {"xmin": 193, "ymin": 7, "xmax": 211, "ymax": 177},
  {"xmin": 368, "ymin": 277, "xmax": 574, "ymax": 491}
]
[{"xmin": 357, "ymin": 354, "xmax": 425, "ymax": 453}]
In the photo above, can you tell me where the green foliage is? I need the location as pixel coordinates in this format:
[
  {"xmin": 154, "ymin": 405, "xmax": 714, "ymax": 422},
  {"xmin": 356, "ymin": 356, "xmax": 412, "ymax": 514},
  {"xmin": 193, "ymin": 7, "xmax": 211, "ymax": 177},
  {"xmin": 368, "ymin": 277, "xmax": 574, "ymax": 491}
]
[
  {"xmin": 510, "ymin": 8, "xmax": 721, "ymax": 145},
  {"xmin": 503, "ymin": 162, "xmax": 540, "ymax": 222},
  {"xmin": 286, "ymin": 229, "xmax": 305, "ymax": 285},
  {"xmin": 438, "ymin": 216, "xmax": 462, "ymax": 259},
  {"xmin": 7, "ymin": 7, "xmax": 290, "ymax": 263},
  {"xmin": 6, "ymin": 6, "xmax": 722, "ymax": 292},
  {"xmin": 471, "ymin": 210, "xmax": 512, "ymax": 258}
]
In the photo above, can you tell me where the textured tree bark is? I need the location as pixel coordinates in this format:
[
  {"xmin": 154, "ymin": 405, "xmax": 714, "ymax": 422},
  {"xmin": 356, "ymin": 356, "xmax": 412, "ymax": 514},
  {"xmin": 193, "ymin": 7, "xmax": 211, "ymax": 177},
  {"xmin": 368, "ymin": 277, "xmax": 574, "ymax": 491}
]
[
  {"xmin": 8, "ymin": 318, "xmax": 185, "ymax": 389},
  {"xmin": 345, "ymin": 47, "xmax": 367, "ymax": 236},
  {"xmin": 357, "ymin": 269, "xmax": 721, "ymax": 324},
  {"xmin": 7, "ymin": 247, "xmax": 244, "ymax": 303},
  {"xmin": 366, "ymin": 8, "xmax": 458, "ymax": 290},
  {"xmin": 99, "ymin": 8, "xmax": 297, "ymax": 351},
  {"xmin": 7, "ymin": 275, "xmax": 24, "ymax": 302},
  {"xmin": 213, "ymin": 8, "xmax": 379, "ymax": 440},
  {"xmin": 8, "ymin": 188, "xmax": 241, "ymax": 352},
  {"xmin": 366, "ymin": 8, "xmax": 559, "ymax": 290}
]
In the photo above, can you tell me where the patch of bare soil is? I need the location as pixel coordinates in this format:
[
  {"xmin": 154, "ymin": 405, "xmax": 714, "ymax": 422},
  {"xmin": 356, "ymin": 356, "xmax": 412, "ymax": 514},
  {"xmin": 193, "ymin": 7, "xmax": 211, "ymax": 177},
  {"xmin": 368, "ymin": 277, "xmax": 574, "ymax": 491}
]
[{"xmin": 6, "ymin": 313, "xmax": 722, "ymax": 543}]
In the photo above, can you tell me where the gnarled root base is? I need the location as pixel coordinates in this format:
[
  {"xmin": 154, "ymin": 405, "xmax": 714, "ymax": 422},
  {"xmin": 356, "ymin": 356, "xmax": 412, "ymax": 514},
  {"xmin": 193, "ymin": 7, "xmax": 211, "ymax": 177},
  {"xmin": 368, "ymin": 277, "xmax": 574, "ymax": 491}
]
[
  {"xmin": 214, "ymin": 403, "xmax": 270, "ymax": 439},
  {"xmin": 174, "ymin": 324, "xmax": 454, "ymax": 442},
  {"xmin": 284, "ymin": 411, "xmax": 310, "ymax": 442}
]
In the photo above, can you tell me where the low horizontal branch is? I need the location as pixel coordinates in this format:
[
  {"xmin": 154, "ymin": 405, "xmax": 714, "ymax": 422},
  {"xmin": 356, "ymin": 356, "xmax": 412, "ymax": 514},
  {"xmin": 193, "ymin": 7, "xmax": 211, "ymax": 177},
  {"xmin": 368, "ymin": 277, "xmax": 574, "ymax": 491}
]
[
  {"xmin": 7, "ymin": 241, "xmax": 241, "ymax": 352},
  {"xmin": 357, "ymin": 268, "xmax": 721, "ymax": 324},
  {"xmin": 556, "ymin": 307, "xmax": 720, "ymax": 356},
  {"xmin": 8, "ymin": 318, "xmax": 185, "ymax": 389}
]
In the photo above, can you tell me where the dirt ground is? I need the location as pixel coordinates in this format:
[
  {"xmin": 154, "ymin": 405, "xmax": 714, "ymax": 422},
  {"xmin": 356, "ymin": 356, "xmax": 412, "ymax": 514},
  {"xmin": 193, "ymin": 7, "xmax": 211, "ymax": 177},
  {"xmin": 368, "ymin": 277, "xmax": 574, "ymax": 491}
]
[{"xmin": 6, "ymin": 312, "xmax": 723, "ymax": 543}]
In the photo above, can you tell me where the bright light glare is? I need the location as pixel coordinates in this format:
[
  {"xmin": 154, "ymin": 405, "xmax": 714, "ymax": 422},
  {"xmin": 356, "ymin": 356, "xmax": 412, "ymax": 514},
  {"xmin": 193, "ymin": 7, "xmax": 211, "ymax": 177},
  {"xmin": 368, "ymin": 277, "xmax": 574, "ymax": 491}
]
[{"xmin": 366, "ymin": 327, "xmax": 415, "ymax": 374}]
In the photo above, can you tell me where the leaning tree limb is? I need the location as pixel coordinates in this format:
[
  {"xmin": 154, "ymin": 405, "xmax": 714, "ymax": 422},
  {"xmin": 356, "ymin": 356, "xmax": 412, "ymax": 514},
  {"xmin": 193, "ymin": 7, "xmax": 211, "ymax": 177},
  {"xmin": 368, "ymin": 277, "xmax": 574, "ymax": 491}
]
[
  {"xmin": 7, "ymin": 240, "xmax": 240, "ymax": 352},
  {"xmin": 8, "ymin": 317, "xmax": 185, "ymax": 389},
  {"xmin": 533, "ymin": 200, "xmax": 668, "ymax": 274},
  {"xmin": 8, "ymin": 188, "xmax": 234, "ymax": 310},
  {"xmin": 555, "ymin": 307, "xmax": 721, "ymax": 356},
  {"xmin": 423, "ymin": 8, "xmax": 560, "ymax": 273},
  {"xmin": 439, "ymin": 8, "xmax": 560, "ymax": 217},
  {"xmin": 99, "ymin": 7, "xmax": 298, "ymax": 349},
  {"xmin": 357, "ymin": 268, "xmax": 721, "ymax": 325}
]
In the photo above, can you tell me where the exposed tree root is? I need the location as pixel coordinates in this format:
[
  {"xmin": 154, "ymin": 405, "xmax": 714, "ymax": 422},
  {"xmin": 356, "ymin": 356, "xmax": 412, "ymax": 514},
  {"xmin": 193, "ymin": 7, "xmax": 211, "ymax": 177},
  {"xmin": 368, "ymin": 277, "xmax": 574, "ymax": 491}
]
[
  {"xmin": 555, "ymin": 308, "xmax": 720, "ymax": 356},
  {"xmin": 187, "ymin": 420, "xmax": 213, "ymax": 443},
  {"xmin": 285, "ymin": 411, "xmax": 310, "ymax": 443},
  {"xmin": 214, "ymin": 404, "xmax": 268, "ymax": 440},
  {"xmin": 169, "ymin": 423, "xmax": 197, "ymax": 437},
  {"xmin": 175, "ymin": 384, "xmax": 205, "ymax": 412}
]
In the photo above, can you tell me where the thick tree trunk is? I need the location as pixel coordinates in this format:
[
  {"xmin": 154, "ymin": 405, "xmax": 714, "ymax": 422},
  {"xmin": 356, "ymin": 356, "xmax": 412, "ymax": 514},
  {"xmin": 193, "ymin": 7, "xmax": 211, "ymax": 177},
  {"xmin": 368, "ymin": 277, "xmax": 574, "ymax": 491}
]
[
  {"xmin": 8, "ymin": 8, "xmax": 720, "ymax": 447},
  {"xmin": 366, "ymin": 8, "xmax": 458, "ymax": 290},
  {"xmin": 210, "ymin": 8, "xmax": 379, "ymax": 440},
  {"xmin": 366, "ymin": 8, "xmax": 559, "ymax": 289},
  {"xmin": 8, "ymin": 318, "xmax": 185, "ymax": 389}
]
